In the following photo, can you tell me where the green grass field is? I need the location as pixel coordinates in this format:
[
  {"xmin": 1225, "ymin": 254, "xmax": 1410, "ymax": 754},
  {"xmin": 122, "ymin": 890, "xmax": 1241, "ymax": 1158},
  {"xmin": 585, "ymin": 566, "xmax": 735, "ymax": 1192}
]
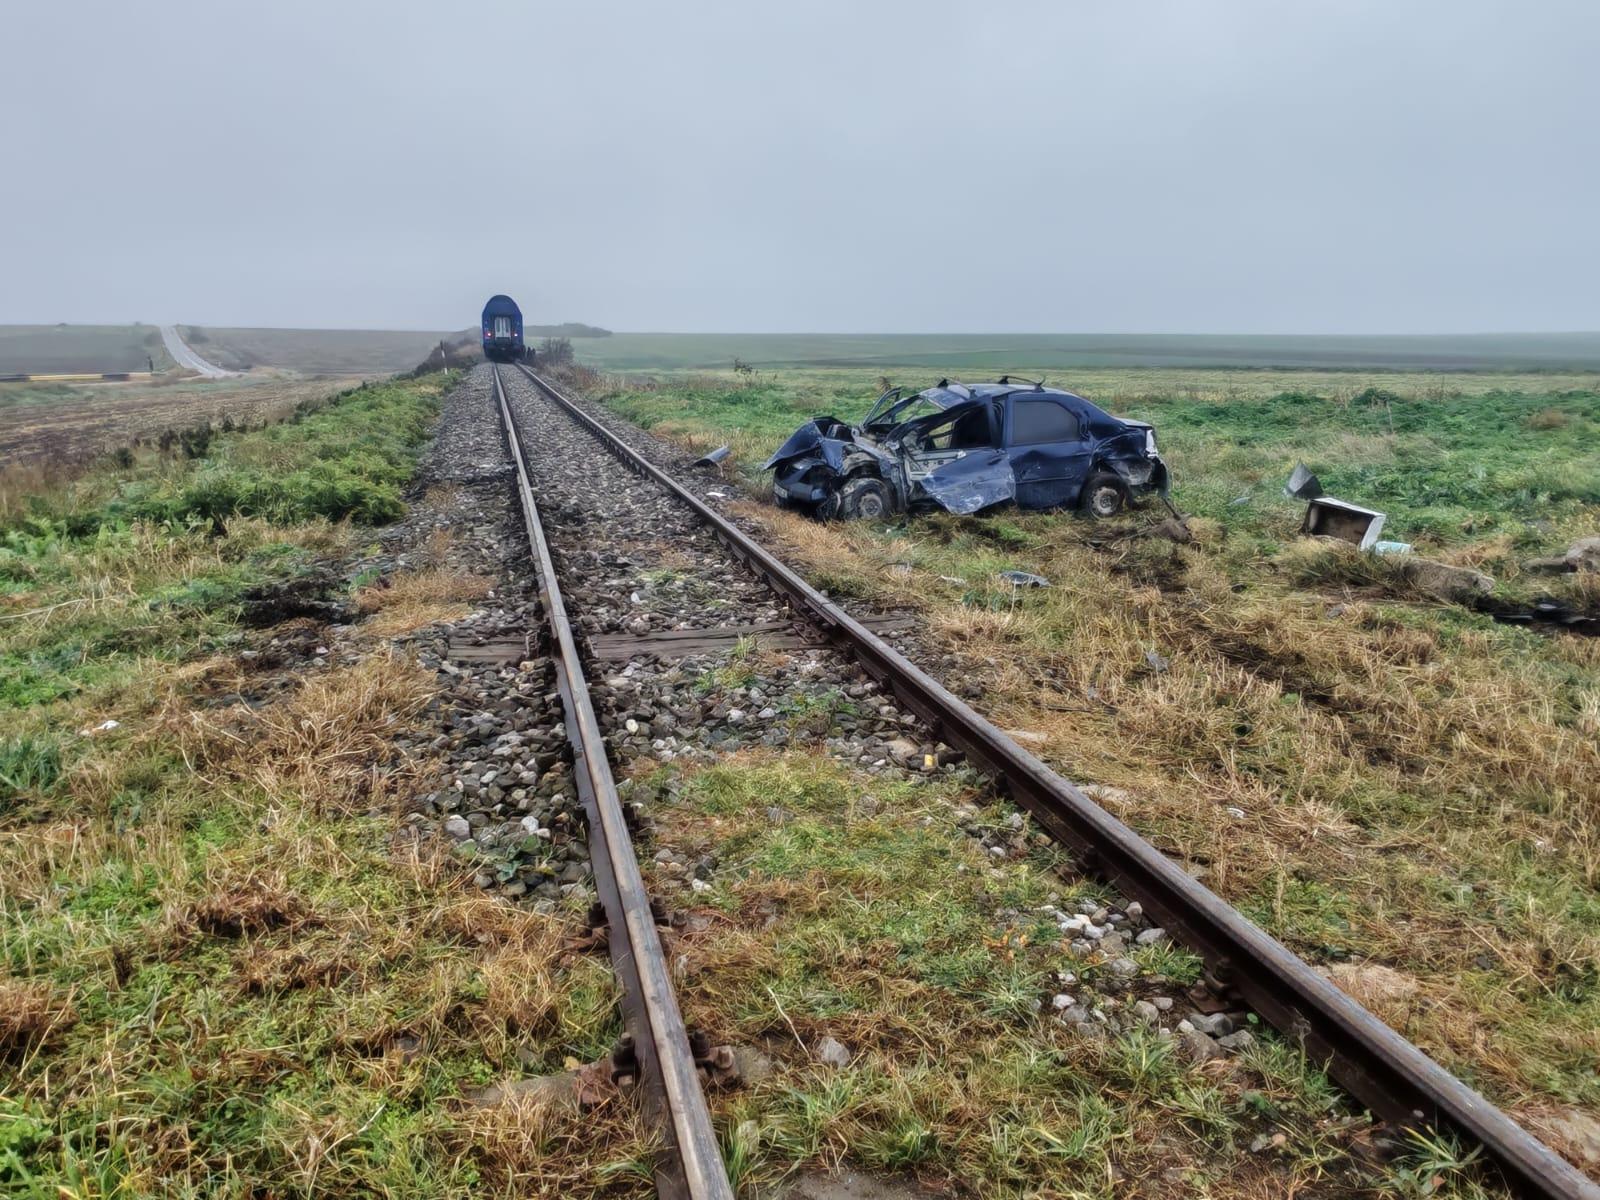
[
  {"xmin": 572, "ymin": 331, "xmax": 1600, "ymax": 372},
  {"xmin": 566, "ymin": 359, "xmax": 1600, "ymax": 1162}
]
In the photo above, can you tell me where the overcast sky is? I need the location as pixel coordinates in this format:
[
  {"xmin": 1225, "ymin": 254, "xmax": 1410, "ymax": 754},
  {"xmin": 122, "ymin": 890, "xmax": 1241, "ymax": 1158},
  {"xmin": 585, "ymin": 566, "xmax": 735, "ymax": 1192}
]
[{"xmin": 3, "ymin": 0, "xmax": 1596, "ymax": 333}]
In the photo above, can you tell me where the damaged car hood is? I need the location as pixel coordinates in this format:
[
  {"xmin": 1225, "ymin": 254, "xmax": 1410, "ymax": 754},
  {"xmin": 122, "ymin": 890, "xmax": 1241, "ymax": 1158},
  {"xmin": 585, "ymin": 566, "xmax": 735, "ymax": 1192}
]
[{"xmin": 762, "ymin": 418, "xmax": 852, "ymax": 472}]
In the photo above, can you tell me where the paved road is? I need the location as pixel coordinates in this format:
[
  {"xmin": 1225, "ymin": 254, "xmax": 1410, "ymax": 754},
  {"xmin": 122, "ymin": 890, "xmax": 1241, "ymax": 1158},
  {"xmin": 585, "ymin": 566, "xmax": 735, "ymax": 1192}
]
[{"xmin": 160, "ymin": 324, "xmax": 233, "ymax": 378}]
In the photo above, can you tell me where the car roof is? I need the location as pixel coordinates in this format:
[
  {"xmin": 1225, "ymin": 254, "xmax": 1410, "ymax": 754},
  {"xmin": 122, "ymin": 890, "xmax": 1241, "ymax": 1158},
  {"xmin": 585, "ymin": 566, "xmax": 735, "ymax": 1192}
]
[{"xmin": 920, "ymin": 381, "xmax": 1090, "ymax": 406}]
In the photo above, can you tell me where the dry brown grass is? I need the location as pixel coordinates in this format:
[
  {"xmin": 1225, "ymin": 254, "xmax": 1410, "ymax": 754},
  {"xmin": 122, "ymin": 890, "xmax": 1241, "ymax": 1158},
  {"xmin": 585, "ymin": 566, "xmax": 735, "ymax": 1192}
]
[
  {"xmin": 0, "ymin": 977, "xmax": 77, "ymax": 1063},
  {"xmin": 181, "ymin": 867, "xmax": 314, "ymax": 938},
  {"xmin": 730, "ymin": 500, "xmax": 1600, "ymax": 1128},
  {"xmin": 356, "ymin": 567, "xmax": 491, "ymax": 637},
  {"xmin": 183, "ymin": 653, "xmax": 436, "ymax": 815},
  {"xmin": 447, "ymin": 1088, "xmax": 656, "ymax": 1195}
]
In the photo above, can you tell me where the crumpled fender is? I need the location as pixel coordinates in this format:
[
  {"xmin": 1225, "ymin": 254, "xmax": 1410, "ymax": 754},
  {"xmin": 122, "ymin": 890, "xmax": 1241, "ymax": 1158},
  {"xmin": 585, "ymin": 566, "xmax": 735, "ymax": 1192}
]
[
  {"xmin": 1108, "ymin": 455, "xmax": 1170, "ymax": 495},
  {"xmin": 763, "ymin": 418, "xmax": 851, "ymax": 472}
]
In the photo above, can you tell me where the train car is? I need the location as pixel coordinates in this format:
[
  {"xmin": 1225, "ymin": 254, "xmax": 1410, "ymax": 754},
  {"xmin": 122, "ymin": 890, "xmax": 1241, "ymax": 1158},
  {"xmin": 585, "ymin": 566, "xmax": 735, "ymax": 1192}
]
[{"xmin": 481, "ymin": 294, "xmax": 527, "ymax": 362}]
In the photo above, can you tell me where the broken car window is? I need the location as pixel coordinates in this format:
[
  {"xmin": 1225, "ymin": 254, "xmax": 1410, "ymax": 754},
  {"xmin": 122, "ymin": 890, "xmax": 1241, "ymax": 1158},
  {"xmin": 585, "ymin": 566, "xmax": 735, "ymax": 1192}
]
[
  {"xmin": 907, "ymin": 405, "xmax": 996, "ymax": 453},
  {"xmin": 1009, "ymin": 398, "xmax": 1082, "ymax": 445}
]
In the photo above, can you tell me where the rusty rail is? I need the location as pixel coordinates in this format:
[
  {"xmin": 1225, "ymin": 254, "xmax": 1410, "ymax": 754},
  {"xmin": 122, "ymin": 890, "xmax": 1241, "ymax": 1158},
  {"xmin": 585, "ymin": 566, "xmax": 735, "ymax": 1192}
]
[
  {"xmin": 514, "ymin": 361, "xmax": 1598, "ymax": 1200},
  {"xmin": 491, "ymin": 366, "xmax": 734, "ymax": 1200}
]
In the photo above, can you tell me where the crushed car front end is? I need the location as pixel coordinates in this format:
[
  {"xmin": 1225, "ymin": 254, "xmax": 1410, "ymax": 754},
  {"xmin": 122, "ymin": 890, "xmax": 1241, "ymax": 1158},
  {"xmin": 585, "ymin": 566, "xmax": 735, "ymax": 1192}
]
[{"xmin": 765, "ymin": 380, "xmax": 1170, "ymax": 520}]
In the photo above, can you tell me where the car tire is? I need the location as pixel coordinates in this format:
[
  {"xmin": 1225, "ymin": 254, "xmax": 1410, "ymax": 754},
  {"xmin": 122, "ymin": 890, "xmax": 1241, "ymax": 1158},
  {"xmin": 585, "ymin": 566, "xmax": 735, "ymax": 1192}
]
[
  {"xmin": 837, "ymin": 476, "xmax": 892, "ymax": 520},
  {"xmin": 1079, "ymin": 472, "xmax": 1128, "ymax": 518}
]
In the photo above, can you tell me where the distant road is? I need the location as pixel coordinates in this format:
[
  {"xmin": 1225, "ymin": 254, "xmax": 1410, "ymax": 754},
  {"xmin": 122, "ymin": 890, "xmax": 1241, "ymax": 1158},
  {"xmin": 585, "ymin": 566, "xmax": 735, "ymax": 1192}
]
[{"xmin": 160, "ymin": 324, "xmax": 233, "ymax": 378}]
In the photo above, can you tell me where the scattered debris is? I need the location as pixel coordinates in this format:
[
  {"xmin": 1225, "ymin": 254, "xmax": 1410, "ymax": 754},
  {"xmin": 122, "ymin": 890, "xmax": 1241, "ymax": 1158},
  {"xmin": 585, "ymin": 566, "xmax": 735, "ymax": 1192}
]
[
  {"xmin": 1479, "ymin": 596, "xmax": 1600, "ymax": 637},
  {"xmin": 1371, "ymin": 540, "xmax": 1412, "ymax": 556},
  {"xmin": 1569, "ymin": 536, "xmax": 1600, "ymax": 573},
  {"xmin": 814, "ymin": 1035, "xmax": 852, "ymax": 1069},
  {"xmin": 1301, "ymin": 496, "xmax": 1387, "ymax": 550},
  {"xmin": 78, "ymin": 719, "xmax": 119, "ymax": 736},
  {"xmin": 996, "ymin": 569, "xmax": 1050, "ymax": 589},
  {"xmin": 1144, "ymin": 650, "xmax": 1170, "ymax": 673},
  {"xmin": 1149, "ymin": 515, "xmax": 1193, "ymax": 544},
  {"xmin": 1524, "ymin": 535, "xmax": 1600, "ymax": 575},
  {"xmin": 691, "ymin": 445, "xmax": 731, "ymax": 470},
  {"xmin": 1078, "ymin": 783, "xmax": 1132, "ymax": 805},
  {"xmin": 1284, "ymin": 462, "xmax": 1324, "ymax": 500}
]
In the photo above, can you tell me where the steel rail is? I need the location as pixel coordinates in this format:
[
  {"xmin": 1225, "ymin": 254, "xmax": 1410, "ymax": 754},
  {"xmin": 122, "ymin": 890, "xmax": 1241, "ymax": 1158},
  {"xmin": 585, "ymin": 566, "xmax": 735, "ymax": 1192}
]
[
  {"xmin": 491, "ymin": 366, "xmax": 734, "ymax": 1200},
  {"xmin": 515, "ymin": 362, "xmax": 1597, "ymax": 1200}
]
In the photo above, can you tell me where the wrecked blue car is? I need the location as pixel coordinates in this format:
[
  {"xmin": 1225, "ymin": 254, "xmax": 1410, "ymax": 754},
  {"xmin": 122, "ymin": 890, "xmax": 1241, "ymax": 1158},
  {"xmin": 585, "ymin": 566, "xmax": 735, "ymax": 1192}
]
[{"xmin": 764, "ymin": 379, "xmax": 1169, "ymax": 520}]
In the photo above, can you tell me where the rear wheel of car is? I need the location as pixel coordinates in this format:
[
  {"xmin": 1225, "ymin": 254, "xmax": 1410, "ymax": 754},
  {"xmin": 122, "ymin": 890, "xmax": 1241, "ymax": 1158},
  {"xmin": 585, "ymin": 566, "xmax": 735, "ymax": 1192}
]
[
  {"xmin": 837, "ymin": 476, "xmax": 892, "ymax": 520},
  {"xmin": 1080, "ymin": 473, "xmax": 1128, "ymax": 518}
]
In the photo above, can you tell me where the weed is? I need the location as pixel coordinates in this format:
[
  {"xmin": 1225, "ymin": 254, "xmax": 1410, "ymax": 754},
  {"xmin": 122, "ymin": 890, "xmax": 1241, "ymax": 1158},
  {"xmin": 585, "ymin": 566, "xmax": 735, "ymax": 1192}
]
[{"xmin": 0, "ymin": 735, "xmax": 61, "ymax": 804}]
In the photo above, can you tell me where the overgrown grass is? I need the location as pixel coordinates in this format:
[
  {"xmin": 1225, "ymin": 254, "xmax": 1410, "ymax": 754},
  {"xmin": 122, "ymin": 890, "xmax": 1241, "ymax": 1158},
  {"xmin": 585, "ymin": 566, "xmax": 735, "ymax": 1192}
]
[
  {"xmin": 581, "ymin": 364, "xmax": 1600, "ymax": 1174},
  {"xmin": 21, "ymin": 375, "xmax": 449, "ymax": 531},
  {"xmin": 642, "ymin": 756, "xmax": 1400, "ymax": 1195},
  {"xmin": 0, "ymin": 370, "xmax": 660, "ymax": 1195},
  {"xmin": 0, "ymin": 376, "xmax": 453, "ymax": 713}
]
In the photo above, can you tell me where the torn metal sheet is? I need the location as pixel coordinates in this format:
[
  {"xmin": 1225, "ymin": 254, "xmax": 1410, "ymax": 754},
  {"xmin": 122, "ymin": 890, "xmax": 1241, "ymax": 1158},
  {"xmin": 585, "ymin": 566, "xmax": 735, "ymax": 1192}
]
[
  {"xmin": 997, "ymin": 570, "xmax": 1051, "ymax": 588},
  {"xmin": 692, "ymin": 446, "xmax": 731, "ymax": 468},
  {"xmin": 1285, "ymin": 462, "xmax": 1324, "ymax": 500}
]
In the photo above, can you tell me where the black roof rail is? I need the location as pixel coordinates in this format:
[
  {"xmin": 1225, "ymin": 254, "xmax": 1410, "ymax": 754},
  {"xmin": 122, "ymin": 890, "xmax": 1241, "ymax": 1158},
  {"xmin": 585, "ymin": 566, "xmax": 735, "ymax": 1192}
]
[{"xmin": 997, "ymin": 374, "xmax": 1046, "ymax": 389}]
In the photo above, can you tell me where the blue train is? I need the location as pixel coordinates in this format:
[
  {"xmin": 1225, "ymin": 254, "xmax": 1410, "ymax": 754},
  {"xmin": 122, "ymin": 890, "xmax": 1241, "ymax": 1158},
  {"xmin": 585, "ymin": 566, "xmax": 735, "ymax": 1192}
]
[{"xmin": 481, "ymin": 294, "xmax": 528, "ymax": 362}]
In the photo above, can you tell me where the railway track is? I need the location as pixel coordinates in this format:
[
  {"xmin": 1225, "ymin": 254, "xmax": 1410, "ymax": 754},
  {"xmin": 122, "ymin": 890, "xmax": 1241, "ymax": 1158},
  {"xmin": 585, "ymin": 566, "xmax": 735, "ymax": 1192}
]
[
  {"xmin": 491, "ymin": 366, "xmax": 734, "ymax": 1200},
  {"xmin": 490, "ymin": 361, "xmax": 1596, "ymax": 1200}
]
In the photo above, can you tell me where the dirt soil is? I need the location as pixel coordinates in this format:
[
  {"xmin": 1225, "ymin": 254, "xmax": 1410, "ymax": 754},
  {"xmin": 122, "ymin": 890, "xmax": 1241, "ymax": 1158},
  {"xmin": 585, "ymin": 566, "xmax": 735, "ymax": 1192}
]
[{"xmin": 0, "ymin": 376, "xmax": 360, "ymax": 468}]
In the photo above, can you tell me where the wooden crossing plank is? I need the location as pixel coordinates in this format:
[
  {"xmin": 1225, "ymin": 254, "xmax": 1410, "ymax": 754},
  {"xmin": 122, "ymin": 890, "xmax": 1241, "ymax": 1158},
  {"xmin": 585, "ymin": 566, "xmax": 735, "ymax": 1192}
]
[
  {"xmin": 588, "ymin": 614, "xmax": 914, "ymax": 662},
  {"xmin": 447, "ymin": 634, "xmax": 537, "ymax": 664}
]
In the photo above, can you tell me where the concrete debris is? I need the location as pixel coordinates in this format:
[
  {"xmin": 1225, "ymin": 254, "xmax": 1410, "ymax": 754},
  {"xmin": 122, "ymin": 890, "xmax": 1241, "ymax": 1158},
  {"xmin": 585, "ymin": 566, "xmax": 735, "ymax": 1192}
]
[
  {"xmin": 1525, "ymin": 536, "xmax": 1600, "ymax": 575},
  {"xmin": 1569, "ymin": 536, "xmax": 1600, "ymax": 572}
]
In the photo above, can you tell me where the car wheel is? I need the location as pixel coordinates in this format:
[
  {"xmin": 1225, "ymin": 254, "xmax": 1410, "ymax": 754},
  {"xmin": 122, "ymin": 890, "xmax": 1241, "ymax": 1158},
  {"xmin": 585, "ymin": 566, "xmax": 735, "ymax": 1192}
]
[
  {"xmin": 1079, "ymin": 473, "xmax": 1128, "ymax": 518},
  {"xmin": 838, "ymin": 476, "xmax": 892, "ymax": 520}
]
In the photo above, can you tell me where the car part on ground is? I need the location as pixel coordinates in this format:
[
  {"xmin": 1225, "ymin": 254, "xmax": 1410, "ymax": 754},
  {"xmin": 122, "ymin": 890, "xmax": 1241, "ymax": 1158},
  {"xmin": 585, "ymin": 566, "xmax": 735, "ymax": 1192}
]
[
  {"xmin": 1285, "ymin": 461, "xmax": 1325, "ymax": 500},
  {"xmin": 1302, "ymin": 495, "xmax": 1388, "ymax": 549},
  {"xmin": 765, "ymin": 380, "xmax": 1169, "ymax": 520}
]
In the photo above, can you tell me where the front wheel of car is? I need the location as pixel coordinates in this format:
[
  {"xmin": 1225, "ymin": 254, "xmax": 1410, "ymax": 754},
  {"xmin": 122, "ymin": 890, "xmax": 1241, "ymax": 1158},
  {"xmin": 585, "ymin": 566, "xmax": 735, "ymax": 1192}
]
[
  {"xmin": 838, "ymin": 477, "xmax": 892, "ymax": 520},
  {"xmin": 1079, "ymin": 473, "xmax": 1129, "ymax": 518}
]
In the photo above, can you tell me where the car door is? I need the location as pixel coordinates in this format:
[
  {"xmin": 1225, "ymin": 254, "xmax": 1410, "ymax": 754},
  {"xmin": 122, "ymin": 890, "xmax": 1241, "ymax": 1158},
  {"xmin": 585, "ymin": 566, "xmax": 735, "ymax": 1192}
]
[
  {"xmin": 899, "ymin": 401, "xmax": 1015, "ymax": 513},
  {"xmin": 1004, "ymin": 395, "xmax": 1092, "ymax": 509}
]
